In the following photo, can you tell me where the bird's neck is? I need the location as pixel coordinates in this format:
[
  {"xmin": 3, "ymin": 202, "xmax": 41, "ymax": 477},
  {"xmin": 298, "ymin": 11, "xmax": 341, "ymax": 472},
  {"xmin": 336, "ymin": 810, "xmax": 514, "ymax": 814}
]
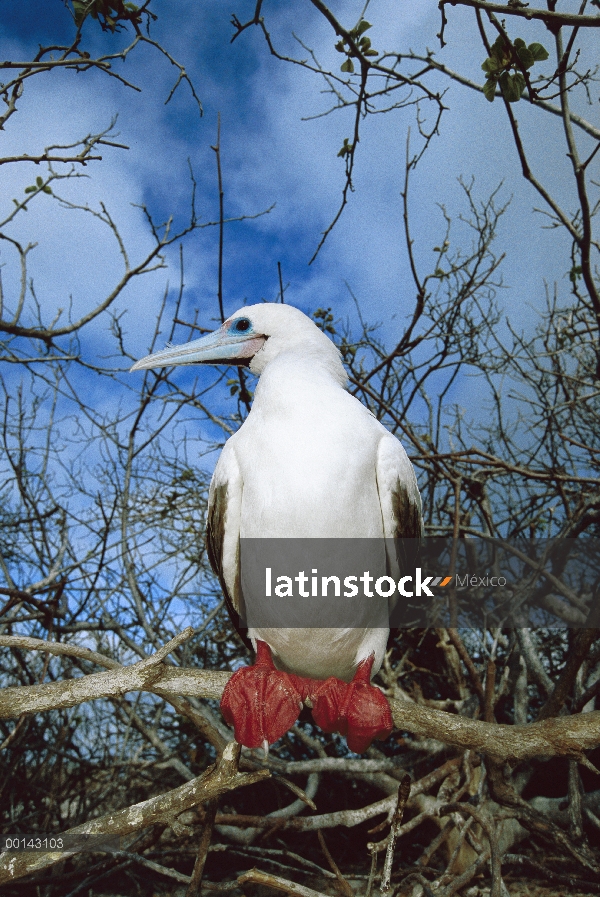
[{"xmin": 253, "ymin": 350, "xmax": 347, "ymax": 410}]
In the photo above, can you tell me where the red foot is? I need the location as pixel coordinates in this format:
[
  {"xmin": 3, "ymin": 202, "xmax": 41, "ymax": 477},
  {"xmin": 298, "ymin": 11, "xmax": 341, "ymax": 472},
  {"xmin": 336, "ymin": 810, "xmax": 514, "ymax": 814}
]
[
  {"xmin": 221, "ymin": 644, "xmax": 393, "ymax": 754},
  {"xmin": 220, "ymin": 641, "xmax": 306, "ymax": 749},
  {"xmin": 310, "ymin": 655, "xmax": 393, "ymax": 753}
]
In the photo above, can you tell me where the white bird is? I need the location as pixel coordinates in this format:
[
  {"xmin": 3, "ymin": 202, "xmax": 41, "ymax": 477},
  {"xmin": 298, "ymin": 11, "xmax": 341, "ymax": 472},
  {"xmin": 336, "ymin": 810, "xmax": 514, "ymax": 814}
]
[{"xmin": 132, "ymin": 303, "xmax": 422, "ymax": 753}]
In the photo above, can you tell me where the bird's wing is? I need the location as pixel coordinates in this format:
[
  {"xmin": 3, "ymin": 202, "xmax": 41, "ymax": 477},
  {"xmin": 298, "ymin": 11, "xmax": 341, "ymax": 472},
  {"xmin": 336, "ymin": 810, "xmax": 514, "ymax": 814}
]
[
  {"xmin": 376, "ymin": 434, "xmax": 423, "ymax": 541},
  {"xmin": 206, "ymin": 442, "xmax": 252, "ymax": 649},
  {"xmin": 375, "ymin": 432, "xmax": 423, "ymax": 604}
]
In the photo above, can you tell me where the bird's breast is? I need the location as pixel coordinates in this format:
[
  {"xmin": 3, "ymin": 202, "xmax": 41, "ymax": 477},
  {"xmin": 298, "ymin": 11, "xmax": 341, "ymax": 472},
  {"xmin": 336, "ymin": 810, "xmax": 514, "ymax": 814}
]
[{"xmin": 233, "ymin": 391, "xmax": 386, "ymax": 538}]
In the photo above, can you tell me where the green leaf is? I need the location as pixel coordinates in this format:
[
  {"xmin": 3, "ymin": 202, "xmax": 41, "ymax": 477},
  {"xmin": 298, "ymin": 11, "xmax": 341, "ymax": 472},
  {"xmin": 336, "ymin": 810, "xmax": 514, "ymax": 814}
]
[
  {"xmin": 36, "ymin": 176, "xmax": 43, "ymax": 187},
  {"xmin": 528, "ymin": 42, "xmax": 549, "ymax": 62},
  {"xmin": 483, "ymin": 78, "xmax": 497, "ymax": 102},
  {"xmin": 514, "ymin": 38, "xmax": 526, "ymax": 49},
  {"xmin": 488, "ymin": 34, "xmax": 512, "ymax": 67},
  {"xmin": 340, "ymin": 58, "xmax": 354, "ymax": 74},
  {"xmin": 364, "ymin": 49, "xmax": 378, "ymax": 57},
  {"xmin": 24, "ymin": 185, "xmax": 38, "ymax": 193},
  {"xmin": 42, "ymin": 186, "xmax": 52, "ymax": 194},
  {"xmin": 356, "ymin": 20, "xmax": 372, "ymax": 35},
  {"xmin": 72, "ymin": 0, "xmax": 87, "ymax": 24},
  {"xmin": 513, "ymin": 72, "xmax": 526, "ymax": 95},
  {"xmin": 490, "ymin": 35, "xmax": 506, "ymax": 57},
  {"xmin": 335, "ymin": 39, "xmax": 345, "ymax": 52},
  {"xmin": 569, "ymin": 264, "xmax": 583, "ymax": 283},
  {"xmin": 500, "ymin": 71, "xmax": 525, "ymax": 102},
  {"xmin": 359, "ymin": 36, "xmax": 372, "ymax": 51},
  {"xmin": 516, "ymin": 46, "xmax": 534, "ymax": 69},
  {"xmin": 482, "ymin": 57, "xmax": 501, "ymax": 73},
  {"xmin": 337, "ymin": 138, "xmax": 353, "ymax": 157}
]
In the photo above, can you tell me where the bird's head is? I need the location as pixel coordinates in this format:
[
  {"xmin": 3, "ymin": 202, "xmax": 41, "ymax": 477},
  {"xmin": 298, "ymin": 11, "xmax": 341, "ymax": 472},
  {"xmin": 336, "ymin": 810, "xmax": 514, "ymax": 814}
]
[{"xmin": 130, "ymin": 303, "xmax": 346, "ymax": 384}]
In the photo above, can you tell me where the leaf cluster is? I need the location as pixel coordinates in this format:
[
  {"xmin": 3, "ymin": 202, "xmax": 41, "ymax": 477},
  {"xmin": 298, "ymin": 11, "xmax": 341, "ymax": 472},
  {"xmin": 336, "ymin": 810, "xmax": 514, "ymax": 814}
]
[
  {"xmin": 312, "ymin": 306, "xmax": 336, "ymax": 334},
  {"xmin": 24, "ymin": 176, "xmax": 52, "ymax": 196},
  {"xmin": 68, "ymin": 0, "xmax": 152, "ymax": 32},
  {"xmin": 335, "ymin": 19, "xmax": 377, "ymax": 75},
  {"xmin": 482, "ymin": 35, "xmax": 549, "ymax": 103}
]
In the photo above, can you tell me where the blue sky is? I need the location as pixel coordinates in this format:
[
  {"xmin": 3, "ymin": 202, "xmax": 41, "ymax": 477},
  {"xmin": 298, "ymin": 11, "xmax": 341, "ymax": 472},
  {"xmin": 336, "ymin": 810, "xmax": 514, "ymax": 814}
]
[{"xmin": 0, "ymin": 0, "xmax": 592, "ymax": 409}]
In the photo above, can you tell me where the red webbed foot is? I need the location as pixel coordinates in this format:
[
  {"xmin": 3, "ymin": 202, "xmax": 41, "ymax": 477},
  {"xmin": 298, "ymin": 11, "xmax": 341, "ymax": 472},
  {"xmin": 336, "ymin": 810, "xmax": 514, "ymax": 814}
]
[
  {"xmin": 220, "ymin": 640, "xmax": 307, "ymax": 749},
  {"xmin": 310, "ymin": 655, "xmax": 393, "ymax": 753}
]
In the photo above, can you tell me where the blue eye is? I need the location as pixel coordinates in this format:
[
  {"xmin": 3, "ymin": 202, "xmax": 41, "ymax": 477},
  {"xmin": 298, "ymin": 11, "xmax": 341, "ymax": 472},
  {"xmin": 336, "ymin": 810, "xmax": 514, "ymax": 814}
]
[{"xmin": 233, "ymin": 318, "xmax": 251, "ymax": 333}]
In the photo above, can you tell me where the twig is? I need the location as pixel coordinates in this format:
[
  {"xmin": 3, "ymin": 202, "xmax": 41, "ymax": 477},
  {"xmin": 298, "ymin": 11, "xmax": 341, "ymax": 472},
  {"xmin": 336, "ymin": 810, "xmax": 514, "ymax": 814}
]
[
  {"xmin": 317, "ymin": 831, "xmax": 354, "ymax": 897},
  {"xmin": 186, "ymin": 798, "xmax": 218, "ymax": 897},
  {"xmin": 381, "ymin": 774, "xmax": 411, "ymax": 891},
  {"xmin": 365, "ymin": 849, "xmax": 378, "ymax": 897},
  {"xmin": 237, "ymin": 868, "xmax": 331, "ymax": 897},
  {"xmin": 211, "ymin": 113, "xmax": 225, "ymax": 324},
  {"xmin": 446, "ymin": 629, "xmax": 486, "ymax": 706},
  {"xmin": 484, "ymin": 660, "xmax": 496, "ymax": 724}
]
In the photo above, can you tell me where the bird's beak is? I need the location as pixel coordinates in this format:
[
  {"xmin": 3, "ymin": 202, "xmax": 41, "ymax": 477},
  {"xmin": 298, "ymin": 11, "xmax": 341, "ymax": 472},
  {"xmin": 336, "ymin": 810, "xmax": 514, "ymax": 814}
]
[{"xmin": 130, "ymin": 326, "xmax": 266, "ymax": 372}]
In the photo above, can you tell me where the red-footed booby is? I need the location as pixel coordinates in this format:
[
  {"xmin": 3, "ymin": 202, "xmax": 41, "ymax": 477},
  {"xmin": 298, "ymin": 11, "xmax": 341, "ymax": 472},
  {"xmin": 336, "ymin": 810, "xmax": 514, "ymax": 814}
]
[{"xmin": 132, "ymin": 303, "xmax": 422, "ymax": 753}]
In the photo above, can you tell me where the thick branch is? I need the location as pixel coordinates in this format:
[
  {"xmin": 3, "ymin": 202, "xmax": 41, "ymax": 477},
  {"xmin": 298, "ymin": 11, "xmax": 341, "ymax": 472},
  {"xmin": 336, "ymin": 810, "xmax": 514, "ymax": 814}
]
[
  {"xmin": 1, "ymin": 658, "xmax": 599, "ymax": 762},
  {"xmin": 441, "ymin": 0, "xmax": 600, "ymax": 28},
  {"xmin": 0, "ymin": 742, "xmax": 268, "ymax": 885}
]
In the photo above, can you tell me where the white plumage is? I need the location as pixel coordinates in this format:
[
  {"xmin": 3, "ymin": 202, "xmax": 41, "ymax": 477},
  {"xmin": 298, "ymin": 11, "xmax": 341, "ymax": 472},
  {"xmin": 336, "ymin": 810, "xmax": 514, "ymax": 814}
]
[
  {"xmin": 132, "ymin": 302, "xmax": 422, "ymax": 750},
  {"xmin": 206, "ymin": 305, "xmax": 421, "ymax": 680}
]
